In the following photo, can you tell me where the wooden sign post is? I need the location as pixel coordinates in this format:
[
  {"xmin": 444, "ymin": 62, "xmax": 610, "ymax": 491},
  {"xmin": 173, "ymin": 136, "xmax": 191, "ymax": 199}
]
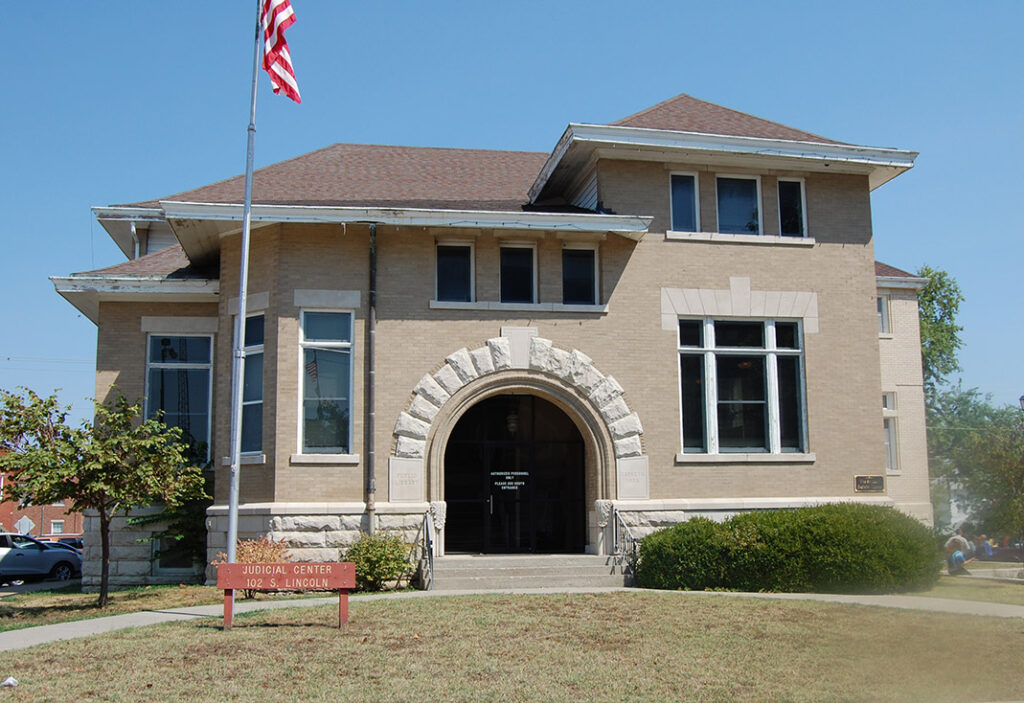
[{"xmin": 216, "ymin": 562, "xmax": 356, "ymax": 630}]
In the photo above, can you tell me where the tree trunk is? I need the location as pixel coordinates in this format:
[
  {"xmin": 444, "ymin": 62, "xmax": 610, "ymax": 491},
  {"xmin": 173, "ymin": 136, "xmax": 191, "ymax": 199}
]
[{"xmin": 98, "ymin": 509, "xmax": 111, "ymax": 608}]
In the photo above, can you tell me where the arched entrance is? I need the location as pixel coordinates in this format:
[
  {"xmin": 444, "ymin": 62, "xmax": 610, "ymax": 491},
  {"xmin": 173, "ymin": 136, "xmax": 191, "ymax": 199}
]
[{"xmin": 444, "ymin": 394, "xmax": 586, "ymax": 554}]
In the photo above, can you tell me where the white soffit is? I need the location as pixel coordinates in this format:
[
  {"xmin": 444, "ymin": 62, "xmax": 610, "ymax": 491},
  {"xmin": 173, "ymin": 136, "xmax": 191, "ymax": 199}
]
[
  {"xmin": 160, "ymin": 201, "xmax": 653, "ymax": 263},
  {"xmin": 50, "ymin": 276, "xmax": 219, "ymax": 324},
  {"xmin": 528, "ymin": 123, "xmax": 919, "ymax": 201},
  {"xmin": 876, "ymin": 275, "xmax": 928, "ymax": 291},
  {"xmin": 92, "ymin": 206, "xmax": 165, "ymax": 259}
]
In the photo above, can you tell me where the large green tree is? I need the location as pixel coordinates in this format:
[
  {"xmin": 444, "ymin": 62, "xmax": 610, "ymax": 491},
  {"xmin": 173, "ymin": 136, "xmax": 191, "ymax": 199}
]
[
  {"xmin": 0, "ymin": 389, "xmax": 208, "ymax": 607},
  {"xmin": 916, "ymin": 265, "xmax": 964, "ymax": 401}
]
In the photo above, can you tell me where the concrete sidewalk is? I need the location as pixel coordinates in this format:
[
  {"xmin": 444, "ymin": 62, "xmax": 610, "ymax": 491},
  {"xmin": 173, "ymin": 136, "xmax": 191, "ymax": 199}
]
[{"xmin": 1, "ymin": 586, "xmax": 1022, "ymax": 652}]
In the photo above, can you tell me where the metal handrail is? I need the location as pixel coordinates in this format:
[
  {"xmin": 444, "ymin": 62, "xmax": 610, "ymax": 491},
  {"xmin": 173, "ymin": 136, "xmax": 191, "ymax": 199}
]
[
  {"xmin": 406, "ymin": 510, "xmax": 435, "ymax": 590},
  {"xmin": 613, "ymin": 508, "xmax": 639, "ymax": 579}
]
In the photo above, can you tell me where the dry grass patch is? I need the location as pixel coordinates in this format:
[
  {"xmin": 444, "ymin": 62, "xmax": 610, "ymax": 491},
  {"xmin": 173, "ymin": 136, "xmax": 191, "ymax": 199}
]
[
  {"xmin": 4, "ymin": 592, "xmax": 1024, "ymax": 702},
  {"xmin": 917, "ymin": 574, "xmax": 1024, "ymax": 605}
]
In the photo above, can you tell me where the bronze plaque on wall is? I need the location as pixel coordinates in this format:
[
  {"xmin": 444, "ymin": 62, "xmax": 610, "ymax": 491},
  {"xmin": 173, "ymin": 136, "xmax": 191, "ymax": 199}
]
[{"xmin": 855, "ymin": 475, "xmax": 885, "ymax": 493}]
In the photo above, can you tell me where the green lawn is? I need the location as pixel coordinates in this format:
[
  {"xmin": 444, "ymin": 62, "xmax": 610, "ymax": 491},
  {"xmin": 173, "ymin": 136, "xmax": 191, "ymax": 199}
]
[{"xmin": 5, "ymin": 591, "xmax": 1024, "ymax": 702}]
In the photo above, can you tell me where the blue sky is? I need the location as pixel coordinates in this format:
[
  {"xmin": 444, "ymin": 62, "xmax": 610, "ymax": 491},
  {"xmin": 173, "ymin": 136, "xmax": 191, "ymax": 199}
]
[{"xmin": 2, "ymin": 1, "xmax": 1021, "ymax": 424}]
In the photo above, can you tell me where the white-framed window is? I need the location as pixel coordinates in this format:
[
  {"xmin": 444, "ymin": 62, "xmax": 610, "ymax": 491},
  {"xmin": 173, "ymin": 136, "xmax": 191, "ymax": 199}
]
[
  {"xmin": 241, "ymin": 314, "xmax": 264, "ymax": 453},
  {"xmin": 145, "ymin": 334, "xmax": 213, "ymax": 462},
  {"xmin": 670, "ymin": 172, "xmax": 700, "ymax": 232},
  {"xmin": 561, "ymin": 243, "xmax": 599, "ymax": 305},
  {"xmin": 435, "ymin": 242, "xmax": 474, "ymax": 302},
  {"xmin": 877, "ymin": 295, "xmax": 891, "ymax": 334},
  {"xmin": 679, "ymin": 318, "xmax": 806, "ymax": 454},
  {"xmin": 778, "ymin": 178, "xmax": 807, "ymax": 237},
  {"xmin": 300, "ymin": 310, "xmax": 353, "ymax": 454},
  {"xmin": 882, "ymin": 392, "xmax": 899, "ymax": 472},
  {"xmin": 716, "ymin": 175, "xmax": 761, "ymax": 234},
  {"xmin": 499, "ymin": 244, "xmax": 537, "ymax": 304},
  {"xmin": 50, "ymin": 520, "xmax": 64, "ymax": 535}
]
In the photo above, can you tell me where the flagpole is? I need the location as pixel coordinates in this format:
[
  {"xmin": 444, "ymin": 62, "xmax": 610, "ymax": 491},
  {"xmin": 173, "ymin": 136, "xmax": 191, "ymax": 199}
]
[{"xmin": 226, "ymin": 1, "xmax": 263, "ymax": 564}]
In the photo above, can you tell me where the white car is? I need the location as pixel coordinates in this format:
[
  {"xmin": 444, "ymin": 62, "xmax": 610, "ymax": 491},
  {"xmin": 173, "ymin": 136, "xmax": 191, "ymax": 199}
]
[{"xmin": 0, "ymin": 533, "xmax": 82, "ymax": 583}]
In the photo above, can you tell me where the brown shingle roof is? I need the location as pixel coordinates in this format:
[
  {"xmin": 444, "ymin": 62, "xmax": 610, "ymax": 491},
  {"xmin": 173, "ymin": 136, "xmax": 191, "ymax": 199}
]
[
  {"xmin": 611, "ymin": 93, "xmax": 841, "ymax": 144},
  {"xmin": 875, "ymin": 261, "xmax": 917, "ymax": 278},
  {"xmin": 124, "ymin": 143, "xmax": 549, "ymax": 211},
  {"xmin": 75, "ymin": 244, "xmax": 211, "ymax": 278}
]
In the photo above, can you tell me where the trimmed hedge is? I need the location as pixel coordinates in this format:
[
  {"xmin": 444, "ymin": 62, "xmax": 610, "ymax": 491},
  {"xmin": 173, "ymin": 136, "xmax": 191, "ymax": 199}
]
[{"xmin": 635, "ymin": 504, "xmax": 939, "ymax": 594}]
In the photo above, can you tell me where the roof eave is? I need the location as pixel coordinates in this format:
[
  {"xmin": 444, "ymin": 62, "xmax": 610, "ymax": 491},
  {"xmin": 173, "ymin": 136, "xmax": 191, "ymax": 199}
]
[
  {"xmin": 529, "ymin": 123, "xmax": 919, "ymax": 201},
  {"xmin": 91, "ymin": 206, "xmax": 166, "ymax": 259},
  {"xmin": 50, "ymin": 275, "xmax": 220, "ymax": 325},
  {"xmin": 876, "ymin": 275, "xmax": 929, "ymax": 291}
]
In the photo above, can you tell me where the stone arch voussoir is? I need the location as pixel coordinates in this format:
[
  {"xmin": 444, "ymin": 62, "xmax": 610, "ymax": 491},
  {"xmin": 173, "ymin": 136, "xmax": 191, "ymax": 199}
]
[{"xmin": 391, "ymin": 336, "xmax": 644, "ymax": 461}]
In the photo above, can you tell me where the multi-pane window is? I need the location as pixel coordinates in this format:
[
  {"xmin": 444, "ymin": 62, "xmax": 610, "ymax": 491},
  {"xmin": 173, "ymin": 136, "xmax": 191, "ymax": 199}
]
[
  {"xmin": 562, "ymin": 246, "xmax": 598, "ymax": 305},
  {"xmin": 241, "ymin": 314, "xmax": 264, "ymax": 453},
  {"xmin": 50, "ymin": 520, "xmax": 64, "ymax": 535},
  {"xmin": 500, "ymin": 245, "xmax": 536, "ymax": 304},
  {"xmin": 436, "ymin": 244, "xmax": 473, "ymax": 302},
  {"xmin": 882, "ymin": 392, "xmax": 899, "ymax": 471},
  {"xmin": 300, "ymin": 311, "xmax": 353, "ymax": 454},
  {"xmin": 716, "ymin": 176, "xmax": 761, "ymax": 234},
  {"xmin": 670, "ymin": 173, "xmax": 699, "ymax": 232},
  {"xmin": 778, "ymin": 179, "xmax": 806, "ymax": 237},
  {"xmin": 146, "ymin": 335, "xmax": 213, "ymax": 461},
  {"xmin": 679, "ymin": 319, "xmax": 805, "ymax": 453}
]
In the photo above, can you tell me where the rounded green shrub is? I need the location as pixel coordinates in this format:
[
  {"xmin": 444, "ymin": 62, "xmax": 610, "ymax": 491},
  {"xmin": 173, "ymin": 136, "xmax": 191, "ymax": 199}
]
[
  {"xmin": 636, "ymin": 504, "xmax": 939, "ymax": 594},
  {"xmin": 344, "ymin": 531, "xmax": 410, "ymax": 591}
]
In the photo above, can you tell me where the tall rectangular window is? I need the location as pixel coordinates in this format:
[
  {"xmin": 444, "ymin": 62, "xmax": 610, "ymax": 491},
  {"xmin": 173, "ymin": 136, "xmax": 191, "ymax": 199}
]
[
  {"xmin": 500, "ymin": 246, "xmax": 536, "ymax": 304},
  {"xmin": 562, "ymin": 247, "xmax": 597, "ymax": 305},
  {"xmin": 716, "ymin": 176, "xmax": 761, "ymax": 234},
  {"xmin": 877, "ymin": 295, "xmax": 891, "ymax": 334},
  {"xmin": 778, "ymin": 179, "xmax": 806, "ymax": 237},
  {"xmin": 146, "ymin": 335, "xmax": 213, "ymax": 461},
  {"xmin": 883, "ymin": 392, "xmax": 899, "ymax": 471},
  {"xmin": 679, "ymin": 319, "xmax": 805, "ymax": 454},
  {"xmin": 300, "ymin": 311, "xmax": 353, "ymax": 454},
  {"xmin": 241, "ymin": 314, "xmax": 264, "ymax": 453},
  {"xmin": 670, "ymin": 173, "xmax": 699, "ymax": 232},
  {"xmin": 436, "ymin": 244, "xmax": 473, "ymax": 302}
]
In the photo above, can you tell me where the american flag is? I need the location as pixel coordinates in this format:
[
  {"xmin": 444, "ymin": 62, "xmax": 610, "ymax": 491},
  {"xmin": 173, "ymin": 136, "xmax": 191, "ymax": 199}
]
[{"xmin": 260, "ymin": 0, "xmax": 301, "ymax": 103}]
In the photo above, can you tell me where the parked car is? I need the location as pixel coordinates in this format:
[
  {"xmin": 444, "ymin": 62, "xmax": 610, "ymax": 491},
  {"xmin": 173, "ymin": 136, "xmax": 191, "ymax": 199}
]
[
  {"xmin": 41, "ymin": 540, "xmax": 82, "ymax": 555},
  {"xmin": 57, "ymin": 537, "xmax": 84, "ymax": 550},
  {"xmin": 0, "ymin": 533, "xmax": 82, "ymax": 583}
]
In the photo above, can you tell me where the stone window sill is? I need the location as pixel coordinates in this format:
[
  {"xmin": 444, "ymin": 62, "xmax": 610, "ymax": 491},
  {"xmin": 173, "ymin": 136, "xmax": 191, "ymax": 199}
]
[
  {"xmin": 220, "ymin": 454, "xmax": 266, "ymax": 466},
  {"xmin": 666, "ymin": 231, "xmax": 815, "ymax": 247},
  {"xmin": 430, "ymin": 300, "xmax": 608, "ymax": 314},
  {"xmin": 289, "ymin": 453, "xmax": 360, "ymax": 466},
  {"xmin": 675, "ymin": 452, "xmax": 816, "ymax": 465}
]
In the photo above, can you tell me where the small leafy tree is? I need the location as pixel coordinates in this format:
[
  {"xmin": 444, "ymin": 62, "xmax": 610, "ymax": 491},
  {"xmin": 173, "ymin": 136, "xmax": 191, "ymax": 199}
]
[
  {"xmin": 0, "ymin": 388, "xmax": 208, "ymax": 607},
  {"xmin": 916, "ymin": 265, "xmax": 964, "ymax": 402}
]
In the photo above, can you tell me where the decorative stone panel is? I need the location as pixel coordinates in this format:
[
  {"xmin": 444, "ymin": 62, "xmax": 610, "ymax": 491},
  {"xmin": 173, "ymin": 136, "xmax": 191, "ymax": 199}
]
[{"xmin": 661, "ymin": 277, "xmax": 820, "ymax": 333}]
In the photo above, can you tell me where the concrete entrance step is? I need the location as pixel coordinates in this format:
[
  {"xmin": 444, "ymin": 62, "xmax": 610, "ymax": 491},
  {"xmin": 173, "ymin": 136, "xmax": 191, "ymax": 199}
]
[{"xmin": 430, "ymin": 554, "xmax": 628, "ymax": 590}]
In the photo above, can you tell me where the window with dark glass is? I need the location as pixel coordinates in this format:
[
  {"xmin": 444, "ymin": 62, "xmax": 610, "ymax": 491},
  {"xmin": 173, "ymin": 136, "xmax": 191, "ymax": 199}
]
[
  {"xmin": 679, "ymin": 319, "xmax": 805, "ymax": 454},
  {"xmin": 778, "ymin": 180, "xmax": 805, "ymax": 237},
  {"xmin": 670, "ymin": 174, "xmax": 698, "ymax": 232},
  {"xmin": 716, "ymin": 177, "xmax": 760, "ymax": 234},
  {"xmin": 562, "ymin": 248, "xmax": 597, "ymax": 305},
  {"xmin": 436, "ymin": 244, "xmax": 473, "ymax": 302},
  {"xmin": 241, "ymin": 314, "xmax": 264, "ymax": 453},
  {"xmin": 146, "ymin": 335, "xmax": 212, "ymax": 461},
  {"xmin": 301, "ymin": 311, "xmax": 353, "ymax": 454},
  {"xmin": 500, "ymin": 246, "xmax": 535, "ymax": 303}
]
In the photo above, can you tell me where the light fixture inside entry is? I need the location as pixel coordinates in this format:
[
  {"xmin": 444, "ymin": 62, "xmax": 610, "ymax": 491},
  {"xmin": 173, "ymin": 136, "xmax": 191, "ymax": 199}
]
[{"xmin": 506, "ymin": 398, "xmax": 519, "ymax": 436}]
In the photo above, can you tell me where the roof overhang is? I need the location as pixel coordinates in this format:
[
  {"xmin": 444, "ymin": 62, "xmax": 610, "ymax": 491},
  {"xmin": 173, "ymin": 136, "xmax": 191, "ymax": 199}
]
[
  {"xmin": 876, "ymin": 274, "xmax": 928, "ymax": 291},
  {"xmin": 529, "ymin": 123, "xmax": 919, "ymax": 202},
  {"xmin": 158, "ymin": 201, "xmax": 653, "ymax": 265},
  {"xmin": 50, "ymin": 275, "xmax": 219, "ymax": 325},
  {"xmin": 92, "ymin": 206, "xmax": 168, "ymax": 259}
]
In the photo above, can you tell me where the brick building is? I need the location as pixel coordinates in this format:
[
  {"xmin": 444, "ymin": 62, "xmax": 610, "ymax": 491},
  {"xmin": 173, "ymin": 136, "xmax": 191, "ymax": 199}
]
[{"xmin": 53, "ymin": 94, "xmax": 932, "ymax": 587}]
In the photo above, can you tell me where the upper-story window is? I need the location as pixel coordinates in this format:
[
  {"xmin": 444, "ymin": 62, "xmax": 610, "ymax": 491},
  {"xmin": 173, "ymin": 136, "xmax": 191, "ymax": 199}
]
[
  {"xmin": 146, "ymin": 335, "xmax": 213, "ymax": 461},
  {"xmin": 679, "ymin": 319, "xmax": 805, "ymax": 454},
  {"xmin": 877, "ymin": 295, "xmax": 891, "ymax": 334},
  {"xmin": 300, "ymin": 311, "xmax": 353, "ymax": 454},
  {"xmin": 882, "ymin": 392, "xmax": 899, "ymax": 472},
  {"xmin": 562, "ymin": 245, "xmax": 598, "ymax": 305},
  {"xmin": 670, "ymin": 173, "xmax": 699, "ymax": 232},
  {"xmin": 778, "ymin": 179, "xmax": 806, "ymax": 237},
  {"xmin": 716, "ymin": 176, "xmax": 761, "ymax": 234},
  {"xmin": 241, "ymin": 314, "xmax": 264, "ymax": 453},
  {"xmin": 436, "ymin": 243, "xmax": 473, "ymax": 302},
  {"xmin": 500, "ymin": 245, "xmax": 536, "ymax": 304}
]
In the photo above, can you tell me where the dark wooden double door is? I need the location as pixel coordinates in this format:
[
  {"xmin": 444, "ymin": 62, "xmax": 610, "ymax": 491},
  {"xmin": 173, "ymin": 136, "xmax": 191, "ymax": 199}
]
[{"xmin": 444, "ymin": 395, "xmax": 585, "ymax": 554}]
